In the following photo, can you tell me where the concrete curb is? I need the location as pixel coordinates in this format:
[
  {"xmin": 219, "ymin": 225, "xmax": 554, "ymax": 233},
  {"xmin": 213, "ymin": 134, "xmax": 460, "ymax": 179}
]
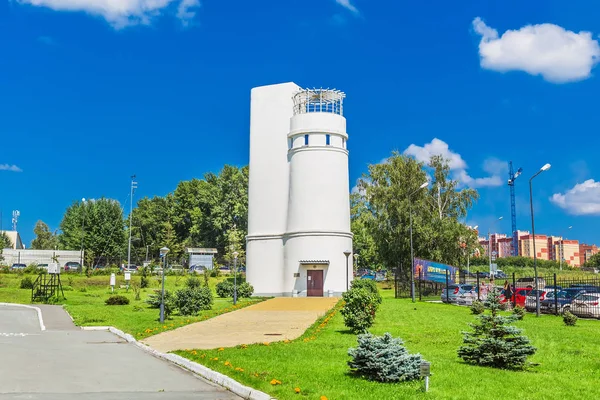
[
  {"xmin": 0, "ymin": 303, "xmax": 46, "ymax": 331},
  {"xmin": 82, "ymin": 326, "xmax": 274, "ymax": 400}
]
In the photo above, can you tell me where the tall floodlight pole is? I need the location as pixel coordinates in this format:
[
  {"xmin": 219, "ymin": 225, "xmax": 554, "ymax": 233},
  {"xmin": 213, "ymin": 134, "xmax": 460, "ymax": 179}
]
[
  {"xmin": 80, "ymin": 199, "xmax": 86, "ymax": 270},
  {"xmin": 159, "ymin": 246, "xmax": 169, "ymax": 323},
  {"xmin": 127, "ymin": 175, "xmax": 138, "ymax": 270},
  {"xmin": 410, "ymin": 182, "xmax": 429, "ymax": 302},
  {"xmin": 529, "ymin": 163, "xmax": 551, "ymax": 317},
  {"xmin": 508, "ymin": 162, "xmax": 523, "ymax": 256},
  {"xmin": 233, "ymin": 251, "xmax": 239, "ymax": 305}
]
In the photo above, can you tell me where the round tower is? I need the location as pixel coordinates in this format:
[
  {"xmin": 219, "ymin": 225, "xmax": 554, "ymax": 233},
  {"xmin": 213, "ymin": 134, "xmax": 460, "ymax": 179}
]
[{"xmin": 283, "ymin": 88, "xmax": 353, "ymax": 297}]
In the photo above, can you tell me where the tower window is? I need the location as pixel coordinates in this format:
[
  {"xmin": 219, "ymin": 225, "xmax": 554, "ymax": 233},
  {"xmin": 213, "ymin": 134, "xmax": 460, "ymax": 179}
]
[
  {"xmin": 326, "ymin": 134, "xmax": 331, "ymax": 145},
  {"xmin": 342, "ymin": 138, "xmax": 346, "ymax": 148},
  {"xmin": 304, "ymin": 134, "xmax": 309, "ymax": 146}
]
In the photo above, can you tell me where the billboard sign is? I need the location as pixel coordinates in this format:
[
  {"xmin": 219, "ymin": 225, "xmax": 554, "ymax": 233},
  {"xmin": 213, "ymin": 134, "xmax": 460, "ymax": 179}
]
[{"xmin": 413, "ymin": 258, "xmax": 459, "ymax": 284}]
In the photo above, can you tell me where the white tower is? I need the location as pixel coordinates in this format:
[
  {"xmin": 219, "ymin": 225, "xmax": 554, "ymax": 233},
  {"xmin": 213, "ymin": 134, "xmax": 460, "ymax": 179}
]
[{"xmin": 246, "ymin": 83, "xmax": 353, "ymax": 297}]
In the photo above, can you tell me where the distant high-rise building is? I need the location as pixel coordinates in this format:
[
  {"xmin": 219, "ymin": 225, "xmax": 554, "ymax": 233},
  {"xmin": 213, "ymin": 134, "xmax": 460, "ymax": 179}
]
[
  {"xmin": 519, "ymin": 234, "xmax": 549, "ymax": 260},
  {"xmin": 579, "ymin": 244, "xmax": 599, "ymax": 266}
]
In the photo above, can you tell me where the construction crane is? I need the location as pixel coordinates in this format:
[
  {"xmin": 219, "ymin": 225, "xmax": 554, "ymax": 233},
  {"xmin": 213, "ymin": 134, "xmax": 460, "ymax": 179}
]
[{"xmin": 507, "ymin": 162, "xmax": 523, "ymax": 256}]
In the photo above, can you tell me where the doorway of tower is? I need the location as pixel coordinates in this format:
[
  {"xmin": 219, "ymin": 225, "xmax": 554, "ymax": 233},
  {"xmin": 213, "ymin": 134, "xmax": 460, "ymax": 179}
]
[{"xmin": 307, "ymin": 270, "xmax": 324, "ymax": 297}]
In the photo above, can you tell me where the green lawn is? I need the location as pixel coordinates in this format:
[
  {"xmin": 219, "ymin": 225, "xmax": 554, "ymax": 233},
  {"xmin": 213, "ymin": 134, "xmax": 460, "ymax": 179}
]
[
  {"xmin": 0, "ymin": 272, "xmax": 265, "ymax": 339},
  {"xmin": 176, "ymin": 290, "xmax": 600, "ymax": 400}
]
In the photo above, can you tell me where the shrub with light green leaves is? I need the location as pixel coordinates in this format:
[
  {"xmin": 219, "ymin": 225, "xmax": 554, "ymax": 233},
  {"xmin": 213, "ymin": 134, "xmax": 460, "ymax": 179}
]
[
  {"xmin": 174, "ymin": 286, "xmax": 213, "ymax": 316},
  {"xmin": 216, "ymin": 281, "xmax": 234, "ymax": 298},
  {"xmin": 237, "ymin": 282, "xmax": 254, "ymax": 298},
  {"xmin": 348, "ymin": 332, "xmax": 423, "ymax": 382},
  {"xmin": 341, "ymin": 287, "xmax": 380, "ymax": 333},
  {"xmin": 563, "ymin": 310, "xmax": 577, "ymax": 326},
  {"xmin": 350, "ymin": 279, "xmax": 382, "ymax": 304}
]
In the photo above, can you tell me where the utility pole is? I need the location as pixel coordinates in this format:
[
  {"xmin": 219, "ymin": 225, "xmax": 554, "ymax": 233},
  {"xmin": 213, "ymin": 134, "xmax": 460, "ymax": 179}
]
[{"xmin": 127, "ymin": 175, "xmax": 138, "ymax": 269}]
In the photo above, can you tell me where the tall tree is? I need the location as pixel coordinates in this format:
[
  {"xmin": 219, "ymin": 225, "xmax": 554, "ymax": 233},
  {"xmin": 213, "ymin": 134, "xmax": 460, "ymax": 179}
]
[
  {"xmin": 1, "ymin": 231, "xmax": 12, "ymax": 249},
  {"xmin": 59, "ymin": 198, "xmax": 126, "ymax": 265},
  {"xmin": 30, "ymin": 220, "xmax": 59, "ymax": 250},
  {"xmin": 350, "ymin": 192, "xmax": 380, "ymax": 270}
]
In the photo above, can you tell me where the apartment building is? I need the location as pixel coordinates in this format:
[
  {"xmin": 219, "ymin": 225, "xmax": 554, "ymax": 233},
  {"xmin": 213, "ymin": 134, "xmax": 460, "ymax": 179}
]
[
  {"xmin": 580, "ymin": 244, "xmax": 599, "ymax": 266},
  {"xmin": 519, "ymin": 234, "xmax": 550, "ymax": 260}
]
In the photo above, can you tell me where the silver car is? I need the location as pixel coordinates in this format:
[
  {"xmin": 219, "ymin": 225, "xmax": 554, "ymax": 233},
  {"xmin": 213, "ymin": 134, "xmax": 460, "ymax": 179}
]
[{"xmin": 441, "ymin": 284, "xmax": 478, "ymax": 304}]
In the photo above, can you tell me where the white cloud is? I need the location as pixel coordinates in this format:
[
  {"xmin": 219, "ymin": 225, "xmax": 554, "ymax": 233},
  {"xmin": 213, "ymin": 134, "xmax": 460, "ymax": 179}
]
[
  {"xmin": 403, "ymin": 139, "xmax": 504, "ymax": 188},
  {"xmin": 17, "ymin": 0, "xmax": 200, "ymax": 28},
  {"xmin": 335, "ymin": 0, "xmax": 359, "ymax": 15},
  {"xmin": 550, "ymin": 179, "xmax": 600, "ymax": 215},
  {"xmin": 0, "ymin": 164, "xmax": 23, "ymax": 172},
  {"xmin": 404, "ymin": 138, "xmax": 467, "ymax": 170},
  {"xmin": 472, "ymin": 17, "xmax": 600, "ymax": 83}
]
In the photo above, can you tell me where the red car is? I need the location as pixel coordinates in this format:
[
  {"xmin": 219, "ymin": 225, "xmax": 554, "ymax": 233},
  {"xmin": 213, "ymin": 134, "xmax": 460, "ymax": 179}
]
[{"xmin": 501, "ymin": 288, "xmax": 532, "ymax": 307}]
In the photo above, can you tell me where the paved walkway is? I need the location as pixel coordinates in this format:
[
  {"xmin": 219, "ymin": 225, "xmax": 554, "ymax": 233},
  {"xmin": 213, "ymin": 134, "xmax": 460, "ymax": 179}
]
[
  {"xmin": 143, "ymin": 297, "xmax": 339, "ymax": 352},
  {"xmin": 0, "ymin": 305, "xmax": 239, "ymax": 400}
]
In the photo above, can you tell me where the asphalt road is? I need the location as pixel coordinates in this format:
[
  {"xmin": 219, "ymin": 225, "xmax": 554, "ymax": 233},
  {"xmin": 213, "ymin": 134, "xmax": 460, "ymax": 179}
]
[{"xmin": 0, "ymin": 305, "xmax": 240, "ymax": 400}]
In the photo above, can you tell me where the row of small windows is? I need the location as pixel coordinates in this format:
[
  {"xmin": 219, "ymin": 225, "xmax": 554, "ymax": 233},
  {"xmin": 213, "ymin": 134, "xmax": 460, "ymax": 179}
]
[{"xmin": 289, "ymin": 134, "xmax": 346, "ymax": 149}]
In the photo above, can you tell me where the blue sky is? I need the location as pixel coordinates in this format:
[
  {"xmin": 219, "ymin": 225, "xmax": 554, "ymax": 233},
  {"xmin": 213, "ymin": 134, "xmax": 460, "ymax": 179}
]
[{"xmin": 1, "ymin": 0, "xmax": 599, "ymax": 246}]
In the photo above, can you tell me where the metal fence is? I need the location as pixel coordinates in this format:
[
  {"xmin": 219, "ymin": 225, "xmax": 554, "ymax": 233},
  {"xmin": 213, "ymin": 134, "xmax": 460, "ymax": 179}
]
[{"xmin": 396, "ymin": 268, "xmax": 600, "ymax": 320}]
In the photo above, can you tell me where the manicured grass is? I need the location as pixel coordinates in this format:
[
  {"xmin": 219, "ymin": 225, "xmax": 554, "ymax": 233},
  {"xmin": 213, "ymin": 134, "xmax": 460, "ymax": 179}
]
[
  {"xmin": 177, "ymin": 290, "xmax": 600, "ymax": 400},
  {"xmin": 0, "ymin": 272, "xmax": 265, "ymax": 338}
]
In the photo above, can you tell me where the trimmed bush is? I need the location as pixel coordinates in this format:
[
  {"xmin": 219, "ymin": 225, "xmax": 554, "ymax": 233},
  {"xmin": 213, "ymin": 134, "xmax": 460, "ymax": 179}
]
[
  {"xmin": 348, "ymin": 332, "xmax": 423, "ymax": 382},
  {"xmin": 237, "ymin": 282, "xmax": 254, "ymax": 298},
  {"xmin": 105, "ymin": 295, "xmax": 130, "ymax": 305},
  {"xmin": 458, "ymin": 289, "xmax": 536, "ymax": 370},
  {"xmin": 470, "ymin": 300, "xmax": 485, "ymax": 315},
  {"xmin": 351, "ymin": 279, "xmax": 382, "ymax": 304},
  {"xmin": 216, "ymin": 281, "xmax": 234, "ymax": 298},
  {"xmin": 186, "ymin": 276, "xmax": 202, "ymax": 289},
  {"xmin": 341, "ymin": 288, "xmax": 380, "ymax": 333},
  {"xmin": 20, "ymin": 277, "xmax": 34, "ymax": 289},
  {"xmin": 563, "ymin": 310, "xmax": 578, "ymax": 326},
  {"xmin": 512, "ymin": 305, "xmax": 525, "ymax": 320},
  {"xmin": 174, "ymin": 287, "xmax": 213, "ymax": 316}
]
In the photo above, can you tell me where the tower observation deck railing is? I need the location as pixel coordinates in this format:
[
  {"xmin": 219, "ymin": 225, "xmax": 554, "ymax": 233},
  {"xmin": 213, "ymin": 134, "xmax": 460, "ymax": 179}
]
[{"xmin": 293, "ymin": 88, "xmax": 346, "ymax": 116}]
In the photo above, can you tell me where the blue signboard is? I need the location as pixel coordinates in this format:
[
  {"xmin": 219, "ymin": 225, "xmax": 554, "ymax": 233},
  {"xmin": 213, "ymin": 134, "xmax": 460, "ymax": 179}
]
[{"xmin": 413, "ymin": 258, "xmax": 459, "ymax": 284}]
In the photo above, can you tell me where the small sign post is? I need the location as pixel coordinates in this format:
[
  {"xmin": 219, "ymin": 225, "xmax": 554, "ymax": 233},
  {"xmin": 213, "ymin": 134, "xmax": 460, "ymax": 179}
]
[
  {"xmin": 110, "ymin": 273, "xmax": 116, "ymax": 293},
  {"xmin": 420, "ymin": 361, "xmax": 431, "ymax": 392}
]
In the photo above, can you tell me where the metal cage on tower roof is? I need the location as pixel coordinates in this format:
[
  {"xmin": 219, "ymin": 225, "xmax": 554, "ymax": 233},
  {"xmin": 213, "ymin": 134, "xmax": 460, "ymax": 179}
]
[{"xmin": 293, "ymin": 88, "xmax": 346, "ymax": 116}]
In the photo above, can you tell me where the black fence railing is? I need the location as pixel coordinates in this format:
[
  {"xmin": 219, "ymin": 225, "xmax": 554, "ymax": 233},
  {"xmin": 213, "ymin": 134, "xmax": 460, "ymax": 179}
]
[{"xmin": 395, "ymin": 269, "xmax": 600, "ymax": 320}]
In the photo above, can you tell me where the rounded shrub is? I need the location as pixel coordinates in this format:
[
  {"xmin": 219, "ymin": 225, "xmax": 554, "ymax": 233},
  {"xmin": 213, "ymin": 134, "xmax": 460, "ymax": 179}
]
[
  {"xmin": 146, "ymin": 290, "xmax": 175, "ymax": 319},
  {"xmin": 348, "ymin": 332, "xmax": 424, "ymax": 382},
  {"xmin": 216, "ymin": 281, "xmax": 234, "ymax": 298},
  {"xmin": 20, "ymin": 277, "xmax": 34, "ymax": 289},
  {"xmin": 237, "ymin": 282, "xmax": 254, "ymax": 298},
  {"xmin": 341, "ymin": 288, "xmax": 380, "ymax": 333},
  {"xmin": 174, "ymin": 286, "xmax": 213, "ymax": 316},
  {"xmin": 470, "ymin": 300, "xmax": 485, "ymax": 315},
  {"xmin": 350, "ymin": 279, "xmax": 382, "ymax": 304},
  {"xmin": 186, "ymin": 276, "xmax": 202, "ymax": 289},
  {"xmin": 563, "ymin": 310, "xmax": 578, "ymax": 326},
  {"xmin": 105, "ymin": 295, "xmax": 130, "ymax": 305}
]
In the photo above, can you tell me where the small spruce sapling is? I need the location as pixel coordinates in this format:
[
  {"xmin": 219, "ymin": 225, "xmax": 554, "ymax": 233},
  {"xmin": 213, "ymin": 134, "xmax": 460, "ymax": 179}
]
[
  {"xmin": 457, "ymin": 289, "xmax": 536, "ymax": 370},
  {"xmin": 348, "ymin": 332, "xmax": 423, "ymax": 382}
]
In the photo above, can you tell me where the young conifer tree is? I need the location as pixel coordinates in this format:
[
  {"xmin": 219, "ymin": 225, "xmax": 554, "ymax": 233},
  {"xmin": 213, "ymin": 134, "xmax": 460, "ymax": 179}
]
[{"xmin": 457, "ymin": 289, "xmax": 536, "ymax": 370}]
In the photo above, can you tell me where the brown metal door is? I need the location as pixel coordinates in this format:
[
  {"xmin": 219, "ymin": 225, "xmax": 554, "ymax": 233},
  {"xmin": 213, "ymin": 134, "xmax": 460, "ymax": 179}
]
[{"xmin": 307, "ymin": 270, "xmax": 324, "ymax": 297}]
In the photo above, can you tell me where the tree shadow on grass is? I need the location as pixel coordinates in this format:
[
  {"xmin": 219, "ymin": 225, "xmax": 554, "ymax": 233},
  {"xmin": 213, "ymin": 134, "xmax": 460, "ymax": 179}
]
[{"xmin": 335, "ymin": 329, "xmax": 357, "ymax": 335}]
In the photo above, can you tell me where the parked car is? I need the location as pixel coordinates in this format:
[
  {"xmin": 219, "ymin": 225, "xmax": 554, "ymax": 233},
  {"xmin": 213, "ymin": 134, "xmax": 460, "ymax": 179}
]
[
  {"xmin": 121, "ymin": 264, "xmax": 138, "ymax": 273},
  {"xmin": 441, "ymin": 284, "xmax": 477, "ymax": 304},
  {"xmin": 63, "ymin": 262, "xmax": 81, "ymax": 272},
  {"xmin": 502, "ymin": 287, "xmax": 532, "ymax": 307},
  {"xmin": 38, "ymin": 263, "xmax": 49, "ymax": 271},
  {"xmin": 540, "ymin": 288, "xmax": 587, "ymax": 314},
  {"xmin": 189, "ymin": 265, "xmax": 207, "ymax": 274},
  {"xmin": 570, "ymin": 293, "xmax": 600, "ymax": 319},
  {"xmin": 494, "ymin": 270, "xmax": 508, "ymax": 279},
  {"xmin": 10, "ymin": 263, "xmax": 26, "ymax": 270},
  {"xmin": 524, "ymin": 289, "xmax": 556, "ymax": 312},
  {"xmin": 516, "ymin": 277, "xmax": 546, "ymax": 289}
]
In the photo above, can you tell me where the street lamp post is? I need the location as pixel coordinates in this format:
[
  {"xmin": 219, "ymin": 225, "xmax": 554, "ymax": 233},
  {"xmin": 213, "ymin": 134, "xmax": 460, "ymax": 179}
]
[
  {"xmin": 343, "ymin": 250, "xmax": 352, "ymax": 291},
  {"xmin": 233, "ymin": 251, "xmax": 239, "ymax": 305},
  {"xmin": 80, "ymin": 198, "xmax": 86, "ymax": 272},
  {"xmin": 159, "ymin": 246, "xmax": 170, "ymax": 323},
  {"xmin": 409, "ymin": 181, "xmax": 429, "ymax": 303},
  {"xmin": 529, "ymin": 163, "xmax": 551, "ymax": 317}
]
